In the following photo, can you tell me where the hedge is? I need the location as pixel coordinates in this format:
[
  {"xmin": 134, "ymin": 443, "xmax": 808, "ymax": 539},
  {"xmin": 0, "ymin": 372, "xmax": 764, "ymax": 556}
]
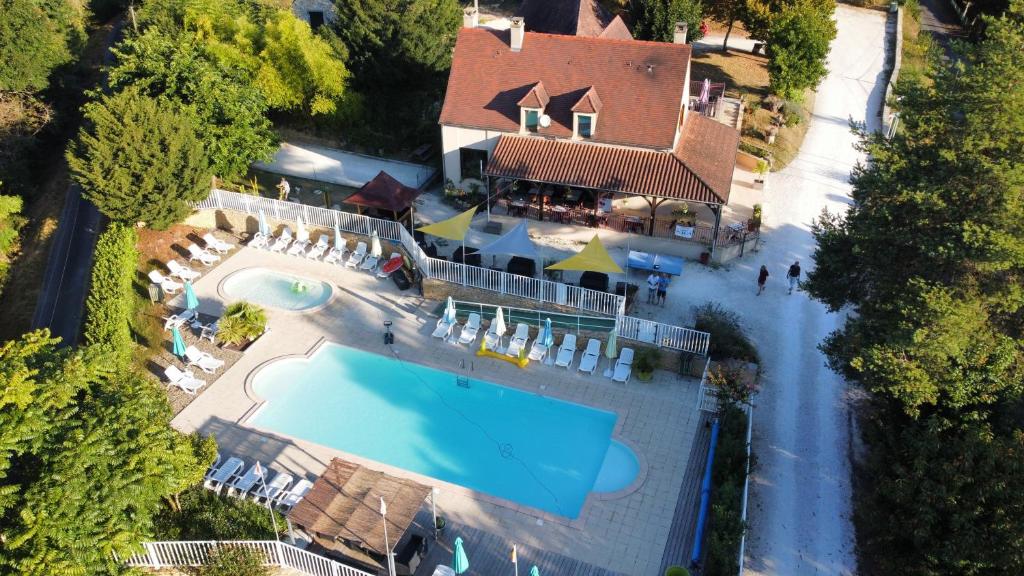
[
  {"xmin": 702, "ymin": 401, "xmax": 750, "ymax": 576},
  {"xmin": 83, "ymin": 222, "xmax": 138, "ymax": 366}
]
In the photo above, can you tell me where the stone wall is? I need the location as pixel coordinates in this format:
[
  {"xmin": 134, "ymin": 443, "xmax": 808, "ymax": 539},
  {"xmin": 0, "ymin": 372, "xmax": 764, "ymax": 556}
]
[
  {"xmin": 422, "ymin": 279, "xmax": 603, "ymax": 317},
  {"xmin": 291, "ymin": 0, "xmax": 337, "ymax": 24}
]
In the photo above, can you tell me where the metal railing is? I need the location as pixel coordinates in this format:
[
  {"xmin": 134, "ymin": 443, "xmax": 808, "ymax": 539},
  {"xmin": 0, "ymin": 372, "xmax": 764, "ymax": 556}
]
[
  {"xmin": 695, "ymin": 357, "xmax": 717, "ymax": 412},
  {"xmin": 122, "ymin": 540, "xmax": 373, "ymax": 576},
  {"xmin": 616, "ymin": 316, "xmax": 711, "ymax": 356}
]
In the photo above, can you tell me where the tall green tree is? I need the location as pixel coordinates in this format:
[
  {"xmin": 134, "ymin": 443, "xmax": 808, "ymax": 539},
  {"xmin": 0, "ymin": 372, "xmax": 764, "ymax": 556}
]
[
  {"xmin": 67, "ymin": 89, "xmax": 212, "ymax": 229},
  {"xmin": 803, "ymin": 2, "xmax": 1024, "ymax": 573},
  {"xmin": 765, "ymin": 0, "xmax": 835, "ymax": 99},
  {"xmin": 83, "ymin": 223, "xmax": 138, "ymax": 368},
  {"xmin": 630, "ymin": 0, "xmax": 706, "ymax": 42},
  {"xmin": 0, "ymin": 0, "xmax": 87, "ymax": 92},
  {"xmin": 705, "ymin": 0, "xmax": 748, "ymax": 49}
]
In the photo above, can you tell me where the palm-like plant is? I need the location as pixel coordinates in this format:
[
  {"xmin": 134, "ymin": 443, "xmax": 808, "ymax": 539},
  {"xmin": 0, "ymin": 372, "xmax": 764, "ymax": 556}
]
[{"xmin": 217, "ymin": 301, "xmax": 267, "ymax": 346}]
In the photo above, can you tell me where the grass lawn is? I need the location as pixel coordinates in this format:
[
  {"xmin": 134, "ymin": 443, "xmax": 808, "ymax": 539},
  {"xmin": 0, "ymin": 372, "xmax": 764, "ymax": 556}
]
[
  {"xmin": 900, "ymin": 0, "xmax": 933, "ymax": 84},
  {"xmin": 690, "ymin": 48, "xmax": 814, "ymax": 171}
]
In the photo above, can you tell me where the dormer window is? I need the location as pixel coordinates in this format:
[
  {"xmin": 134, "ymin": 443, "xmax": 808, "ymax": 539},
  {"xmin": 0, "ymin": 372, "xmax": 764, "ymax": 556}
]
[
  {"xmin": 571, "ymin": 86, "xmax": 602, "ymax": 140},
  {"xmin": 517, "ymin": 81, "xmax": 550, "ymax": 134}
]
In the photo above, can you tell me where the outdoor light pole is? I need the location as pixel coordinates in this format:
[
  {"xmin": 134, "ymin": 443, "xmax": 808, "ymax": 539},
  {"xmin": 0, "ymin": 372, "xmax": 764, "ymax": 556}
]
[
  {"xmin": 256, "ymin": 462, "xmax": 281, "ymax": 543},
  {"xmin": 380, "ymin": 497, "xmax": 397, "ymax": 576}
]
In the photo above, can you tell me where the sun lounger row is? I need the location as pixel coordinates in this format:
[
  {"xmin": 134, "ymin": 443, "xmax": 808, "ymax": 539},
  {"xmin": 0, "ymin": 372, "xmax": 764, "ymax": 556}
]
[
  {"xmin": 254, "ymin": 227, "xmax": 404, "ymax": 277},
  {"xmin": 202, "ymin": 454, "xmax": 314, "ymax": 512}
]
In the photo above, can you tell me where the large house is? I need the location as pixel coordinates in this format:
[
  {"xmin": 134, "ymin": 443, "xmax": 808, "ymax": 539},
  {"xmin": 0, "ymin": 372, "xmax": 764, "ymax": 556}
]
[
  {"xmin": 438, "ymin": 15, "xmax": 740, "ymax": 243},
  {"xmin": 518, "ymin": 0, "xmax": 633, "ymax": 40}
]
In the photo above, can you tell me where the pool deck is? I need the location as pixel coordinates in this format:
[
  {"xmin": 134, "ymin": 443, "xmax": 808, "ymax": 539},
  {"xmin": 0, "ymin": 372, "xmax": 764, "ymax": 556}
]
[{"xmin": 169, "ymin": 246, "xmax": 702, "ymax": 576}]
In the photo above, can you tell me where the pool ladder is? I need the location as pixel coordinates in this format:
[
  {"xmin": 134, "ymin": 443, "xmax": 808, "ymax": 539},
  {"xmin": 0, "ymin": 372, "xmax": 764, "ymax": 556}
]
[{"xmin": 456, "ymin": 360, "xmax": 472, "ymax": 388}]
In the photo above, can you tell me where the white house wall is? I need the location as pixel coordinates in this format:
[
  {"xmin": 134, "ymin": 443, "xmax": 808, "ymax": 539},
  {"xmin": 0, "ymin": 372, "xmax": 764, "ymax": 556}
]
[{"xmin": 440, "ymin": 125, "xmax": 504, "ymax": 186}]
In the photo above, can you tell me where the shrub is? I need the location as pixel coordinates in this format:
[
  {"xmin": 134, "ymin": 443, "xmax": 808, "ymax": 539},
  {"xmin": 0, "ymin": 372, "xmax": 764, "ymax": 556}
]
[
  {"xmin": 195, "ymin": 545, "xmax": 270, "ymax": 576},
  {"xmin": 84, "ymin": 222, "xmax": 139, "ymax": 366},
  {"xmin": 702, "ymin": 402, "xmax": 750, "ymax": 576},
  {"xmin": 153, "ymin": 485, "xmax": 284, "ymax": 541},
  {"xmin": 665, "ymin": 567, "xmax": 691, "ymax": 576},
  {"xmin": 634, "ymin": 347, "xmax": 661, "ymax": 380},
  {"xmin": 217, "ymin": 301, "xmax": 267, "ymax": 346},
  {"xmin": 693, "ymin": 303, "xmax": 759, "ymax": 363}
]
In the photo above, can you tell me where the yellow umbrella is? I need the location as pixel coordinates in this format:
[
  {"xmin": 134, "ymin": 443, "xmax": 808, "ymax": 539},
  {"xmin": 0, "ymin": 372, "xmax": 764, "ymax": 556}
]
[
  {"xmin": 545, "ymin": 234, "xmax": 623, "ymax": 274},
  {"xmin": 417, "ymin": 206, "xmax": 478, "ymax": 241}
]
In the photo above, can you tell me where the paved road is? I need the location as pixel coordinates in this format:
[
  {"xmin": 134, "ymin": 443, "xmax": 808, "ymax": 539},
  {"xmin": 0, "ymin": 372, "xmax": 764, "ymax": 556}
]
[{"xmin": 31, "ymin": 22, "xmax": 123, "ymax": 346}]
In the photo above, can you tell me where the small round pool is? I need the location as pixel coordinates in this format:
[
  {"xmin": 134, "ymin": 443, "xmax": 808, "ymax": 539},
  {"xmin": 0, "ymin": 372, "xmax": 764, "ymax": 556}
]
[
  {"xmin": 221, "ymin": 268, "xmax": 331, "ymax": 311},
  {"xmin": 593, "ymin": 440, "xmax": 640, "ymax": 493}
]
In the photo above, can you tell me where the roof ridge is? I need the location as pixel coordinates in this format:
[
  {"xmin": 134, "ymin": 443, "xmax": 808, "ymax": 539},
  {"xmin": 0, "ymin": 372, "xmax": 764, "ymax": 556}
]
[{"xmin": 464, "ymin": 27, "xmax": 689, "ymax": 50}]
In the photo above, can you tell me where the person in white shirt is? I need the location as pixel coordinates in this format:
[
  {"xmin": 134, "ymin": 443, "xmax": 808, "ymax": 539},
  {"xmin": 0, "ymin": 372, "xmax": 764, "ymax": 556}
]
[
  {"xmin": 646, "ymin": 272, "xmax": 659, "ymax": 304},
  {"xmin": 276, "ymin": 177, "xmax": 291, "ymax": 200}
]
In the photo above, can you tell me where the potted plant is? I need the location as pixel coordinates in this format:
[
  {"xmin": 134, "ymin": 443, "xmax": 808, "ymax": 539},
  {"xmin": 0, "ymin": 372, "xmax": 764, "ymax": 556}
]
[
  {"xmin": 670, "ymin": 203, "xmax": 695, "ymax": 227},
  {"xmin": 217, "ymin": 301, "xmax": 268, "ymax": 351},
  {"xmin": 435, "ymin": 515, "xmax": 447, "ymax": 534},
  {"xmin": 748, "ymin": 203, "xmax": 763, "ymax": 231},
  {"xmin": 753, "ymin": 159, "xmax": 769, "ymax": 190},
  {"xmin": 634, "ymin": 347, "xmax": 661, "ymax": 381}
]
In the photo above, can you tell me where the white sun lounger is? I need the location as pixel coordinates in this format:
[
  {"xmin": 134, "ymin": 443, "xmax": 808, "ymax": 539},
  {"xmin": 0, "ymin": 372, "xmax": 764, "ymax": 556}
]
[
  {"xmin": 305, "ymin": 235, "xmax": 329, "ymax": 259},
  {"xmin": 252, "ymin": 471, "xmax": 294, "ymax": 504},
  {"xmin": 249, "ymin": 232, "xmax": 268, "ymax": 249},
  {"xmin": 204, "ymin": 456, "xmax": 244, "ymax": 493},
  {"xmin": 286, "ymin": 228, "xmax": 310, "ymax": 256},
  {"xmin": 200, "ymin": 320, "xmax": 219, "ymax": 343},
  {"xmin": 612, "ymin": 347, "xmax": 635, "ymax": 383},
  {"xmin": 345, "ymin": 242, "xmax": 367, "ymax": 267},
  {"xmin": 275, "ymin": 478, "xmax": 314, "ymax": 512},
  {"xmin": 359, "ymin": 250, "xmax": 380, "ymax": 271},
  {"xmin": 528, "ymin": 339, "xmax": 549, "ymax": 362},
  {"xmin": 202, "ymin": 232, "xmax": 233, "ymax": 254},
  {"xmin": 505, "ymin": 323, "xmax": 530, "ymax": 358},
  {"xmin": 166, "ymin": 259, "xmax": 200, "ymax": 282},
  {"xmin": 164, "ymin": 365, "xmax": 206, "ymax": 394},
  {"xmin": 203, "ymin": 452, "xmax": 223, "ymax": 481},
  {"xmin": 577, "ymin": 338, "xmax": 602, "ymax": 374},
  {"xmin": 433, "ymin": 314, "xmax": 455, "ymax": 339},
  {"xmin": 227, "ymin": 463, "xmax": 266, "ymax": 498},
  {"xmin": 554, "ymin": 333, "xmax": 577, "ymax": 368},
  {"xmin": 323, "ymin": 240, "xmax": 348, "ymax": 264},
  {"xmin": 187, "ymin": 243, "xmax": 220, "ymax": 266},
  {"xmin": 163, "ymin": 309, "xmax": 196, "ymax": 331},
  {"xmin": 458, "ymin": 313, "xmax": 481, "ymax": 345},
  {"xmin": 148, "ymin": 270, "xmax": 183, "ymax": 294},
  {"xmin": 268, "ymin": 228, "xmax": 293, "ymax": 253},
  {"xmin": 185, "ymin": 345, "xmax": 225, "ymax": 374},
  {"xmin": 483, "ymin": 319, "xmax": 507, "ymax": 351}
]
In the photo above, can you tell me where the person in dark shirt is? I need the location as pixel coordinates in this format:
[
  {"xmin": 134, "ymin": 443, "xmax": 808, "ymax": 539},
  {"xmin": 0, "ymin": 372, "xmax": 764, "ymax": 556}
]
[
  {"xmin": 787, "ymin": 261, "xmax": 801, "ymax": 294},
  {"xmin": 757, "ymin": 265, "xmax": 769, "ymax": 295}
]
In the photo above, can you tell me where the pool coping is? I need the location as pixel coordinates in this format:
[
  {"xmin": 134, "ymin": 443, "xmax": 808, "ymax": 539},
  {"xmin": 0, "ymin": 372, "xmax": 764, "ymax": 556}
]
[
  {"xmin": 240, "ymin": 337, "xmax": 650, "ymax": 529},
  {"xmin": 217, "ymin": 267, "xmax": 337, "ymax": 315}
]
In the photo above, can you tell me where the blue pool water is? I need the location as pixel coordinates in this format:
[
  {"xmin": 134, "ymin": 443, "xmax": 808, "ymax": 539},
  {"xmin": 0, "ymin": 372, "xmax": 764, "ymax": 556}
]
[
  {"xmin": 222, "ymin": 268, "xmax": 331, "ymax": 311},
  {"xmin": 250, "ymin": 344, "xmax": 637, "ymax": 518}
]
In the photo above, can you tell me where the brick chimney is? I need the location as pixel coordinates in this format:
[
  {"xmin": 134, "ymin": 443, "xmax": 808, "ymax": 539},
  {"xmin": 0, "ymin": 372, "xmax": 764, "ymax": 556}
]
[
  {"xmin": 673, "ymin": 22, "xmax": 688, "ymax": 44},
  {"xmin": 510, "ymin": 17, "xmax": 525, "ymax": 51},
  {"xmin": 463, "ymin": 6, "xmax": 478, "ymax": 28}
]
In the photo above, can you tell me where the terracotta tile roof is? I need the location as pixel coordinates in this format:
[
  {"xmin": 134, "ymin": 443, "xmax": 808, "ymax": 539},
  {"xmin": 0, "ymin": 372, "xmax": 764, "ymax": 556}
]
[
  {"xmin": 571, "ymin": 86, "xmax": 602, "ymax": 114},
  {"xmin": 485, "ymin": 133, "xmax": 730, "ymax": 205},
  {"xmin": 599, "ymin": 15, "xmax": 633, "ymax": 40},
  {"xmin": 674, "ymin": 114, "xmax": 740, "ymax": 203},
  {"xmin": 345, "ymin": 171, "xmax": 423, "ymax": 213},
  {"xmin": 518, "ymin": 0, "xmax": 629, "ymax": 38},
  {"xmin": 440, "ymin": 28, "xmax": 690, "ymax": 150},
  {"xmin": 517, "ymin": 81, "xmax": 550, "ymax": 108}
]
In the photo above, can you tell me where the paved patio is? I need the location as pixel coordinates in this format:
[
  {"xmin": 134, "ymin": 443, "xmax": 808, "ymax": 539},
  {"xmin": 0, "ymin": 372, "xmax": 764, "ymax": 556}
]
[
  {"xmin": 168, "ymin": 247, "xmax": 703, "ymax": 576},
  {"xmin": 254, "ymin": 142, "xmax": 436, "ymax": 190}
]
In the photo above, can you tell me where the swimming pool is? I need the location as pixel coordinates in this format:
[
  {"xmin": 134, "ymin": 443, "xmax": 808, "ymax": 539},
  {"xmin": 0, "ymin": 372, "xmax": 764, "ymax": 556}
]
[
  {"xmin": 221, "ymin": 268, "xmax": 331, "ymax": 311},
  {"xmin": 249, "ymin": 343, "xmax": 638, "ymax": 518}
]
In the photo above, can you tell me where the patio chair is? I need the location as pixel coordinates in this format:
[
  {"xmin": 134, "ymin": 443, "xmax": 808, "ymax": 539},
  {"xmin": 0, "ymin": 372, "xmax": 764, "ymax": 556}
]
[
  {"xmin": 345, "ymin": 242, "xmax": 367, "ymax": 268},
  {"xmin": 184, "ymin": 345, "xmax": 225, "ymax": 374},
  {"xmin": 268, "ymin": 228, "xmax": 293, "ymax": 253},
  {"xmin": 577, "ymin": 338, "xmax": 602, "ymax": 374},
  {"xmin": 163, "ymin": 309, "xmax": 196, "ymax": 331},
  {"xmin": 457, "ymin": 313, "xmax": 481, "ymax": 345},
  {"xmin": 286, "ymin": 228, "xmax": 311, "ymax": 256},
  {"xmin": 252, "ymin": 471, "xmax": 294, "ymax": 504},
  {"xmin": 275, "ymin": 478, "xmax": 314, "ymax": 512},
  {"xmin": 527, "ymin": 338, "xmax": 549, "ymax": 362},
  {"xmin": 187, "ymin": 243, "xmax": 220, "ymax": 266},
  {"xmin": 202, "ymin": 232, "xmax": 233, "ymax": 254},
  {"xmin": 483, "ymin": 319, "xmax": 507, "ymax": 351},
  {"xmin": 163, "ymin": 365, "xmax": 206, "ymax": 395},
  {"xmin": 227, "ymin": 463, "xmax": 264, "ymax": 498},
  {"xmin": 305, "ymin": 235, "xmax": 330, "ymax": 260},
  {"xmin": 166, "ymin": 259, "xmax": 200, "ymax": 282},
  {"xmin": 249, "ymin": 232, "xmax": 268, "ymax": 249},
  {"xmin": 554, "ymin": 334, "xmax": 577, "ymax": 369},
  {"xmin": 612, "ymin": 347, "xmax": 635, "ymax": 383},
  {"xmin": 148, "ymin": 270, "xmax": 182, "ymax": 294},
  {"xmin": 505, "ymin": 323, "xmax": 530, "ymax": 358},
  {"xmin": 204, "ymin": 456, "xmax": 244, "ymax": 493},
  {"xmin": 323, "ymin": 240, "xmax": 348, "ymax": 264}
]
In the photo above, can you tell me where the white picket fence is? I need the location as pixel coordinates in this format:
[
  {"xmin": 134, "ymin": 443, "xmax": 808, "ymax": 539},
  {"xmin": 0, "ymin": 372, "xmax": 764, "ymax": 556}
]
[
  {"xmin": 122, "ymin": 540, "xmax": 373, "ymax": 576},
  {"xmin": 196, "ymin": 189, "xmax": 709, "ymax": 355},
  {"xmin": 695, "ymin": 357, "xmax": 717, "ymax": 413}
]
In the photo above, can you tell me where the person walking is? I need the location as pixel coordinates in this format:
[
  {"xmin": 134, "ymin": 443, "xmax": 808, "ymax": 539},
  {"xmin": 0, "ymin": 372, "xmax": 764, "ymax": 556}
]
[
  {"xmin": 757, "ymin": 265, "xmax": 769, "ymax": 295},
  {"xmin": 657, "ymin": 273, "xmax": 669, "ymax": 306},
  {"xmin": 787, "ymin": 260, "xmax": 801, "ymax": 294},
  {"xmin": 276, "ymin": 177, "xmax": 291, "ymax": 201},
  {"xmin": 646, "ymin": 272, "xmax": 659, "ymax": 304}
]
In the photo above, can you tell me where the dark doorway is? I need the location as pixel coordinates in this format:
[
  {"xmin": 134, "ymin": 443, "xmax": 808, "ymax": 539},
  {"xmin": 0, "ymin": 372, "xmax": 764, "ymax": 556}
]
[{"xmin": 459, "ymin": 148, "xmax": 489, "ymax": 181}]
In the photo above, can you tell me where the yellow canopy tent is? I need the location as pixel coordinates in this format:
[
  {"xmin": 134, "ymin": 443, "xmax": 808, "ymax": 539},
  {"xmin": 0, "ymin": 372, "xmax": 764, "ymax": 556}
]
[
  {"xmin": 545, "ymin": 234, "xmax": 623, "ymax": 274},
  {"xmin": 417, "ymin": 206, "xmax": 477, "ymax": 241}
]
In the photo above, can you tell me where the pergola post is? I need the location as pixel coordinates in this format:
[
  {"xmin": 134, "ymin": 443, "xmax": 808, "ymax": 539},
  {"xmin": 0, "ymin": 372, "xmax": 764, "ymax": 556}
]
[
  {"xmin": 644, "ymin": 196, "xmax": 667, "ymax": 236},
  {"xmin": 710, "ymin": 205, "xmax": 722, "ymax": 260}
]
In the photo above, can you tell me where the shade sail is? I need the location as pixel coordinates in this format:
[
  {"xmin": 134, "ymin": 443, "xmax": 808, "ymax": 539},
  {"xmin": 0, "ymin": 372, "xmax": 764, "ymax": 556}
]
[
  {"xmin": 546, "ymin": 235, "xmax": 623, "ymax": 274},
  {"xmin": 479, "ymin": 220, "xmax": 537, "ymax": 258},
  {"xmin": 417, "ymin": 206, "xmax": 477, "ymax": 241}
]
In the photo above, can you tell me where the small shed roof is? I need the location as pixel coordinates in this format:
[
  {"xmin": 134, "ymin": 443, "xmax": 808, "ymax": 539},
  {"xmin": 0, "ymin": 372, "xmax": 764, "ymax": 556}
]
[
  {"xmin": 288, "ymin": 458, "xmax": 431, "ymax": 555},
  {"xmin": 346, "ymin": 171, "xmax": 423, "ymax": 213}
]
